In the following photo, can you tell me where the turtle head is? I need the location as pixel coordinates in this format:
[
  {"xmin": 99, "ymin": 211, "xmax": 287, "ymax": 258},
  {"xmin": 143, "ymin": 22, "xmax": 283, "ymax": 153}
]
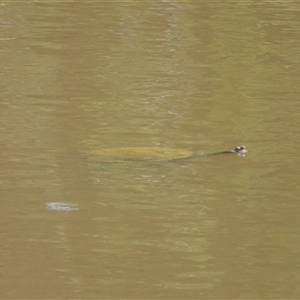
[{"xmin": 230, "ymin": 145, "xmax": 247, "ymax": 153}]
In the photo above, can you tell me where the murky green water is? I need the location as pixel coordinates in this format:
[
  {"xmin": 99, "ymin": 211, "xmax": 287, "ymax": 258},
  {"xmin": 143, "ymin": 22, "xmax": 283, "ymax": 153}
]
[{"xmin": 1, "ymin": 1, "xmax": 300, "ymax": 298}]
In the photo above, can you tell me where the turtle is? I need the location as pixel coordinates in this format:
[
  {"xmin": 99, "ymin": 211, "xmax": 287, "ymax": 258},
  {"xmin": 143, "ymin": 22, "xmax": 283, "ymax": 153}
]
[{"xmin": 86, "ymin": 145, "xmax": 247, "ymax": 162}]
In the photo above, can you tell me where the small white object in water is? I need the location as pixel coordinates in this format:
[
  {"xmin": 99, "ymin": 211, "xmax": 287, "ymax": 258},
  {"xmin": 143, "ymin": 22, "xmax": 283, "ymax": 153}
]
[{"xmin": 46, "ymin": 202, "xmax": 78, "ymax": 211}]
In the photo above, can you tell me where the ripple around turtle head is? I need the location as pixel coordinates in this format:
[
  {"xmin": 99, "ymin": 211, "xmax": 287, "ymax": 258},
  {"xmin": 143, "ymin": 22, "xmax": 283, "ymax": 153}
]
[{"xmin": 46, "ymin": 202, "xmax": 79, "ymax": 211}]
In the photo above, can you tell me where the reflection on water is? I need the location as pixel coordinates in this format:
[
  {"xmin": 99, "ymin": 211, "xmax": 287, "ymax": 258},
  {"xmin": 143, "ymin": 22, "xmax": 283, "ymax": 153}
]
[{"xmin": 1, "ymin": 1, "xmax": 300, "ymax": 299}]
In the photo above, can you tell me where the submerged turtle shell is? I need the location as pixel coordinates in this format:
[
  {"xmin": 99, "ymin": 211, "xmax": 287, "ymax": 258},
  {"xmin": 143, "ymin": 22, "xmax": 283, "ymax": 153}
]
[{"xmin": 88, "ymin": 147, "xmax": 199, "ymax": 162}]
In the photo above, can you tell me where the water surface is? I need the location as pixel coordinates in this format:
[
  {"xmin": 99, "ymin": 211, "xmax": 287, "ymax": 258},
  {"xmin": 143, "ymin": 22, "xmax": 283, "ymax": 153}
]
[{"xmin": 1, "ymin": 1, "xmax": 300, "ymax": 299}]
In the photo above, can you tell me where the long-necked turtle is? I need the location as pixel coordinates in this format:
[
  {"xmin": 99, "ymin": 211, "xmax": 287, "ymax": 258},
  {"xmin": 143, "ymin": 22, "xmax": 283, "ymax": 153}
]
[{"xmin": 87, "ymin": 145, "xmax": 247, "ymax": 162}]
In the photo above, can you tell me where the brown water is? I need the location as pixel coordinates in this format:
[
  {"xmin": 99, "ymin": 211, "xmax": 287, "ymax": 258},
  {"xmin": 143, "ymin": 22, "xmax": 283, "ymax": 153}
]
[{"xmin": 1, "ymin": 1, "xmax": 300, "ymax": 299}]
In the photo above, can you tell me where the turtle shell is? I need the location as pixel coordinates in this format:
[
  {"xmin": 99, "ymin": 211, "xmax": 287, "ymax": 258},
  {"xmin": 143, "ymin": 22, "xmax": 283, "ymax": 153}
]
[{"xmin": 88, "ymin": 147, "xmax": 197, "ymax": 162}]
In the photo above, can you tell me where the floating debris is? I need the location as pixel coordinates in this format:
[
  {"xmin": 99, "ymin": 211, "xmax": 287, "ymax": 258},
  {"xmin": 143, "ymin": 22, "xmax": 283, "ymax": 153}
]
[{"xmin": 46, "ymin": 202, "xmax": 78, "ymax": 211}]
